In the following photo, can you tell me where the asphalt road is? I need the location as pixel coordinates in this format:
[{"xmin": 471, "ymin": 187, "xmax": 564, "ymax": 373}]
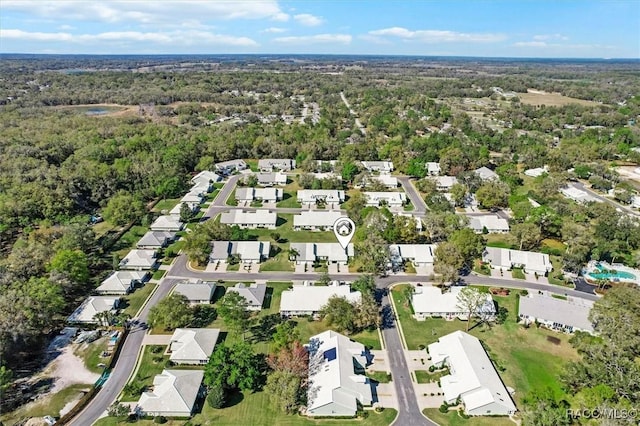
[
  {"xmin": 67, "ymin": 278, "xmax": 180, "ymax": 426},
  {"xmin": 398, "ymin": 177, "xmax": 427, "ymax": 214},
  {"xmin": 572, "ymin": 181, "xmax": 640, "ymax": 217}
]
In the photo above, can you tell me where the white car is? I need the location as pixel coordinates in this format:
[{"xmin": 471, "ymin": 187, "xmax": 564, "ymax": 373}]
[{"xmin": 43, "ymin": 416, "xmax": 57, "ymax": 425}]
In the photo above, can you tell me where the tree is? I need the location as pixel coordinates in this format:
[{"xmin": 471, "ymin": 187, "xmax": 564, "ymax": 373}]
[
  {"xmin": 475, "ymin": 181, "xmax": 510, "ymax": 210},
  {"xmin": 405, "ymin": 159, "xmax": 426, "ymax": 178},
  {"xmin": 182, "ymin": 230, "xmax": 211, "ymax": 266},
  {"xmin": 354, "ymin": 292, "xmax": 381, "ymax": 331},
  {"xmin": 148, "ymin": 294, "xmax": 193, "ymax": 330},
  {"xmin": 521, "ymin": 389, "xmax": 572, "ymax": 426},
  {"xmin": 448, "ymin": 228, "xmax": 485, "ymax": 268},
  {"xmin": 434, "ymin": 242, "xmax": 464, "ymax": 284},
  {"xmin": 204, "ymin": 343, "xmax": 265, "ymax": 392},
  {"xmin": 319, "ymin": 296, "xmax": 357, "ymax": 334},
  {"xmin": 218, "ymin": 291, "xmax": 250, "ymax": 337},
  {"xmin": 344, "ymin": 191, "xmax": 367, "ymax": 225},
  {"xmin": 270, "ymin": 232, "xmax": 281, "ymax": 243},
  {"xmin": 351, "ymin": 275, "xmax": 376, "ymax": 296},
  {"xmin": 316, "ymin": 271, "xmax": 331, "ymax": 286},
  {"xmin": 179, "ymin": 202, "xmax": 196, "ymax": 223},
  {"xmin": 107, "ymin": 401, "xmax": 130, "ymax": 417},
  {"xmin": 509, "ymin": 222, "xmax": 542, "ymax": 251},
  {"xmin": 267, "ymin": 341, "xmax": 309, "ymax": 379},
  {"xmin": 355, "ymin": 233, "xmax": 390, "ymax": 275},
  {"xmin": 0, "ymin": 365, "xmax": 13, "ymax": 395},
  {"xmin": 207, "ymin": 386, "xmax": 226, "ymax": 408},
  {"xmin": 265, "ymin": 371, "xmax": 302, "ymax": 414},
  {"xmin": 455, "ymin": 287, "xmax": 487, "ymax": 331},
  {"xmin": 341, "ymin": 161, "xmax": 359, "ymax": 182},
  {"xmin": 271, "ymin": 320, "xmax": 300, "ymax": 351},
  {"xmin": 449, "ymin": 183, "xmax": 468, "ymax": 207},
  {"xmin": 48, "ymin": 249, "xmax": 90, "ymax": 292},
  {"xmin": 102, "ymin": 191, "xmax": 146, "ymax": 226}
]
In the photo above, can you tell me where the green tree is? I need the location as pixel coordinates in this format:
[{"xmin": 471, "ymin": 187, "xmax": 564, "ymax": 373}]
[
  {"xmin": 475, "ymin": 181, "xmax": 510, "ymax": 210},
  {"xmin": 405, "ymin": 159, "xmax": 426, "ymax": 178},
  {"xmin": 344, "ymin": 191, "xmax": 367, "ymax": 225},
  {"xmin": 316, "ymin": 271, "xmax": 331, "ymax": 286},
  {"xmin": 107, "ymin": 401, "xmax": 130, "ymax": 417},
  {"xmin": 521, "ymin": 389, "xmax": 571, "ymax": 426},
  {"xmin": 182, "ymin": 231, "xmax": 212, "ymax": 266},
  {"xmin": 102, "ymin": 191, "xmax": 146, "ymax": 226},
  {"xmin": 148, "ymin": 294, "xmax": 193, "ymax": 331},
  {"xmin": 179, "ymin": 202, "xmax": 196, "ymax": 223},
  {"xmin": 49, "ymin": 249, "xmax": 90, "ymax": 285},
  {"xmin": 207, "ymin": 386, "xmax": 226, "ymax": 408},
  {"xmin": 354, "ymin": 292, "xmax": 380, "ymax": 331},
  {"xmin": 204, "ymin": 343, "xmax": 265, "ymax": 392},
  {"xmin": 448, "ymin": 228, "xmax": 485, "ymax": 268},
  {"xmin": 271, "ymin": 320, "xmax": 300, "ymax": 351},
  {"xmin": 319, "ymin": 296, "xmax": 357, "ymax": 334},
  {"xmin": 351, "ymin": 275, "xmax": 376, "ymax": 296},
  {"xmin": 218, "ymin": 291, "xmax": 250, "ymax": 337},
  {"xmin": 434, "ymin": 242, "xmax": 464, "ymax": 284},
  {"xmin": 449, "ymin": 183, "xmax": 468, "ymax": 207},
  {"xmin": 265, "ymin": 371, "xmax": 301, "ymax": 414},
  {"xmin": 455, "ymin": 287, "xmax": 487, "ymax": 331},
  {"xmin": 341, "ymin": 161, "xmax": 359, "ymax": 182},
  {"xmin": 0, "ymin": 365, "xmax": 13, "ymax": 395},
  {"xmin": 355, "ymin": 233, "xmax": 389, "ymax": 275},
  {"xmin": 509, "ymin": 222, "xmax": 542, "ymax": 251}
]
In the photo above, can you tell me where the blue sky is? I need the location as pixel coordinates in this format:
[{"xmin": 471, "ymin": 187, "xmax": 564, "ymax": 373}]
[{"xmin": 1, "ymin": 1, "xmax": 638, "ymax": 58}]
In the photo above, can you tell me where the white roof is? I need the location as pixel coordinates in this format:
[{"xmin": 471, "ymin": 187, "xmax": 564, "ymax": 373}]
[
  {"xmin": 220, "ymin": 210, "xmax": 277, "ymax": 226},
  {"xmin": 428, "ymin": 331, "xmax": 516, "ymax": 414},
  {"xmin": 524, "ymin": 166, "xmax": 548, "ymax": 177},
  {"xmin": 169, "ymin": 201, "xmax": 199, "ymax": 216},
  {"xmin": 215, "ymin": 159, "xmax": 246, "ymax": 169},
  {"xmin": 137, "ymin": 231, "xmax": 175, "ymax": 248},
  {"xmin": 173, "ymin": 281, "xmax": 216, "ymax": 302},
  {"xmin": 363, "ymin": 191, "xmax": 407, "ymax": 204},
  {"xmin": 137, "ymin": 369, "xmax": 204, "ymax": 416},
  {"xmin": 518, "ymin": 291, "xmax": 594, "ymax": 332},
  {"xmin": 297, "ymin": 190, "xmax": 345, "ymax": 203},
  {"xmin": 371, "ymin": 174, "xmax": 398, "ymax": 187},
  {"xmin": 394, "ymin": 213, "xmax": 423, "ymax": 230},
  {"xmin": 468, "ymin": 215, "xmax": 510, "ymax": 232},
  {"xmin": 475, "ymin": 167, "xmax": 499, "ymax": 181},
  {"xmin": 389, "ymin": 244, "xmax": 436, "ymax": 264},
  {"xmin": 361, "ymin": 161, "xmax": 394, "ymax": 172},
  {"xmin": 68, "ymin": 296, "xmax": 119, "ymax": 323},
  {"xmin": 433, "ymin": 176, "xmax": 458, "ymax": 189},
  {"xmin": 289, "ymin": 242, "xmax": 354, "ymax": 263},
  {"xmin": 411, "ymin": 286, "xmax": 495, "ymax": 316},
  {"xmin": 235, "ymin": 187, "xmax": 282, "ymax": 201},
  {"xmin": 150, "ymin": 215, "xmax": 184, "ymax": 231},
  {"xmin": 258, "ymin": 158, "xmax": 295, "ymax": 169},
  {"xmin": 312, "ymin": 172, "xmax": 340, "ymax": 180},
  {"xmin": 96, "ymin": 271, "xmax": 147, "ymax": 294},
  {"xmin": 280, "ymin": 283, "xmax": 361, "ymax": 314},
  {"xmin": 483, "ymin": 247, "xmax": 552, "ymax": 274},
  {"xmin": 426, "ymin": 162, "xmax": 441, "ymax": 175},
  {"xmin": 560, "ymin": 185, "xmax": 601, "ymax": 204},
  {"xmin": 307, "ymin": 330, "xmax": 372, "ymax": 415},
  {"xmin": 169, "ymin": 328, "xmax": 220, "ymax": 363},
  {"xmin": 191, "ymin": 170, "xmax": 222, "ymax": 186},
  {"xmin": 257, "ymin": 172, "xmax": 287, "ymax": 185},
  {"xmin": 119, "ymin": 250, "xmax": 156, "ymax": 269},
  {"xmin": 180, "ymin": 191, "xmax": 204, "ymax": 204},
  {"xmin": 210, "ymin": 241, "xmax": 271, "ymax": 262},
  {"xmin": 226, "ymin": 282, "xmax": 267, "ymax": 308},
  {"xmin": 293, "ymin": 211, "xmax": 345, "ymax": 228}
]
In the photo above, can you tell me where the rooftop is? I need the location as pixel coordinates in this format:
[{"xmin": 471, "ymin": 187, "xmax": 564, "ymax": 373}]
[
  {"xmin": 280, "ymin": 283, "xmax": 361, "ymax": 314},
  {"xmin": 137, "ymin": 369, "xmax": 204, "ymax": 415},
  {"xmin": 169, "ymin": 328, "xmax": 220, "ymax": 363},
  {"xmin": 518, "ymin": 291, "xmax": 595, "ymax": 333}
]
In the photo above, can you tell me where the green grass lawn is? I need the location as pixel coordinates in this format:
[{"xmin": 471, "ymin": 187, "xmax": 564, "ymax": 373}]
[
  {"xmin": 226, "ymin": 189, "xmax": 238, "ymax": 206},
  {"xmin": 511, "ymin": 268, "xmax": 526, "ymax": 279},
  {"xmin": 152, "ymin": 269, "xmax": 166, "ymax": 280},
  {"xmin": 484, "ymin": 233, "xmax": 513, "ymax": 249},
  {"xmin": 423, "ymin": 409, "xmax": 514, "ymax": 426},
  {"xmin": 120, "ymin": 345, "xmax": 168, "ymax": 401},
  {"xmin": 276, "ymin": 191, "xmax": 302, "ymax": 208},
  {"xmin": 367, "ymin": 371, "xmax": 392, "ymax": 383},
  {"xmin": 391, "ymin": 285, "xmax": 579, "ymax": 407},
  {"xmin": 548, "ymin": 255, "xmax": 570, "ymax": 287},
  {"xmin": 75, "ymin": 336, "xmax": 110, "ymax": 374},
  {"xmin": 259, "ymin": 243, "xmax": 294, "ymax": 272},
  {"xmin": 0, "ymin": 384, "xmax": 92, "ymax": 424},
  {"xmin": 111, "ymin": 225, "xmax": 148, "ymax": 258},
  {"xmin": 121, "ymin": 282, "xmax": 157, "ymax": 317},
  {"xmin": 153, "ymin": 198, "xmax": 181, "ymax": 213},
  {"xmin": 246, "ymin": 214, "xmax": 337, "ymax": 243}
]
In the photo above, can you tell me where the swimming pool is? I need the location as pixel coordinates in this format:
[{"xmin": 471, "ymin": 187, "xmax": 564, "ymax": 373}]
[{"xmin": 587, "ymin": 263, "xmax": 636, "ymax": 280}]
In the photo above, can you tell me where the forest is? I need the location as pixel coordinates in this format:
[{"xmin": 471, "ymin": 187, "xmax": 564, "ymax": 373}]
[{"xmin": 0, "ymin": 55, "xmax": 639, "ymax": 424}]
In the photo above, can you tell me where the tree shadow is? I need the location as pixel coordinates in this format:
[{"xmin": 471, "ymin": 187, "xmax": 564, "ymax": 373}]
[
  {"xmin": 261, "ymin": 287, "xmax": 274, "ymax": 309},
  {"xmin": 249, "ymin": 314, "xmax": 282, "ymax": 343},
  {"xmin": 276, "ymin": 216, "xmax": 287, "ymax": 227},
  {"xmin": 211, "ymin": 285, "xmax": 227, "ymax": 304},
  {"xmin": 191, "ymin": 305, "xmax": 218, "ymax": 328},
  {"xmin": 224, "ymin": 389, "xmax": 245, "ymax": 408}
]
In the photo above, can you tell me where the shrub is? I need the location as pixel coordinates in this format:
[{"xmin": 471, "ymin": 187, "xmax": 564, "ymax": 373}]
[
  {"xmin": 374, "ymin": 406, "xmax": 384, "ymax": 413},
  {"xmin": 151, "ymin": 346, "xmax": 163, "ymax": 354},
  {"xmin": 458, "ymin": 408, "xmax": 470, "ymax": 419},
  {"xmin": 154, "ymin": 416, "xmax": 167, "ymax": 424},
  {"xmin": 439, "ymin": 402, "xmax": 449, "ymax": 413},
  {"xmin": 429, "ymin": 365, "xmax": 435, "ymax": 372},
  {"xmin": 207, "ymin": 386, "xmax": 226, "ymax": 409},
  {"xmin": 418, "ymin": 344, "xmax": 426, "ymax": 350}
]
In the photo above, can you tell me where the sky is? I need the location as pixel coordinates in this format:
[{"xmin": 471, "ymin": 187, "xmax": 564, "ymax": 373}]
[{"xmin": 0, "ymin": 0, "xmax": 638, "ymax": 58}]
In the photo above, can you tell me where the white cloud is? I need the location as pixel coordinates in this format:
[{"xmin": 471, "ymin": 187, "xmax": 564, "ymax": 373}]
[
  {"xmin": 514, "ymin": 41, "xmax": 548, "ymax": 47},
  {"xmin": 274, "ymin": 33, "xmax": 351, "ymax": 44},
  {"xmin": 0, "ymin": 28, "xmax": 258, "ymax": 47},
  {"xmin": 58, "ymin": 24, "xmax": 75, "ymax": 31},
  {"xmin": 533, "ymin": 34, "xmax": 569, "ymax": 41},
  {"xmin": 262, "ymin": 27, "xmax": 287, "ymax": 33},
  {"xmin": 2, "ymin": 0, "xmax": 288, "ymax": 23},
  {"xmin": 357, "ymin": 34, "xmax": 392, "ymax": 45},
  {"xmin": 293, "ymin": 13, "xmax": 323, "ymax": 27},
  {"xmin": 368, "ymin": 27, "xmax": 506, "ymax": 43},
  {"xmin": 513, "ymin": 40, "xmax": 614, "ymax": 50}
]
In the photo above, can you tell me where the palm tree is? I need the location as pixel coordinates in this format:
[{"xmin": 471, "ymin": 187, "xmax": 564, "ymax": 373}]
[{"xmin": 288, "ymin": 248, "xmax": 300, "ymax": 261}]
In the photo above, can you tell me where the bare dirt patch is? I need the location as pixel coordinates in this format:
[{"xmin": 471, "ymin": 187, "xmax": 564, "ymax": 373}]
[{"xmin": 518, "ymin": 90, "xmax": 602, "ymax": 107}]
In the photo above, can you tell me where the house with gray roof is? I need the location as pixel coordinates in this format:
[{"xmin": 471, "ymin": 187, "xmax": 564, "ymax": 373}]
[
  {"xmin": 169, "ymin": 201, "xmax": 200, "ymax": 217},
  {"xmin": 136, "ymin": 369, "xmax": 205, "ymax": 417},
  {"xmin": 150, "ymin": 215, "xmax": 184, "ymax": 232},
  {"xmin": 289, "ymin": 242, "xmax": 354, "ymax": 265},
  {"xmin": 258, "ymin": 158, "xmax": 296, "ymax": 172},
  {"xmin": 96, "ymin": 271, "xmax": 148, "ymax": 295},
  {"xmin": 426, "ymin": 162, "xmax": 441, "ymax": 176},
  {"xmin": 389, "ymin": 244, "xmax": 436, "ymax": 270},
  {"xmin": 432, "ymin": 175, "xmax": 458, "ymax": 191},
  {"xmin": 518, "ymin": 291, "xmax": 595, "ymax": 334},
  {"xmin": 235, "ymin": 187, "xmax": 283, "ymax": 203},
  {"xmin": 475, "ymin": 166, "xmax": 499, "ymax": 181},
  {"xmin": 215, "ymin": 159, "xmax": 247, "ymax": 175},
  {"xmin": 168, "ymin": 328, "xmax": 220, "ymax": 365},
  {"xmin": 293, "ymin": 211, "xmax": 345, "ymax": 231},
  {"xmin": 428, "ymin": 331, "xmax": 517, "ymax": 416},
  {"xmin": 220, "ymin": 209, "xmax": 277, "ymax": 229},
  {"xmin": 210, "ymin": 241, "xmax": 271, "ymax": 264},
  {"xmin": 172, "ymin": 280, "xmax": 216, "ymax": 305},
  {"xmin": 280, "ymin": 282, "xmax": 361, "ymax": 317},
  {"xmin": 257, "ymin": 172, "xmax": 287, "ymax": 186},
  {"xmin": 363, "ymin": 191, "xmax": 407, "ymax": 207},
  {"xmin": 297, "ymin": 190, "xmax": 345, "ymax": 206},
  {"xmin": 412, "ymin": 286, "xmax": 495, "ymax": 321},
  {"xmin": 306, "ymin": 330, "xmax": 372, "ymax": 417},
  {"xmin": 468, "ymin": 215, "xmax": 510, "ymax": 234},
  {"xmin": 119, "ymin": 250, "xmax": 158, "ymax": 271},
  {"xmin": 191, "ymin": 170, "xmax": 222, "ymax": 190},
  {"xmin": 68, "ymin": 296, "xmax": 120, "ymax": 323},
  {"xmin": 136, "ymin": 230, "xmax": 176, "ymax": 250},
  {"xmin": 225, "ymin": 282, "xmax": 267, "ymax": 311},
  {"xmin": 361, "ymin": 161, "xmax": 394, "ymax": 173},
  {"xmin": 482, "ymin": 247, "xmax": 552, "ymax": 275}
]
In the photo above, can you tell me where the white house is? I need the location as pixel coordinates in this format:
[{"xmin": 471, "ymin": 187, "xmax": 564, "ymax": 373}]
[
  {"xmin": 68, "ymin": 296, "xmax": 120, "ymax": 323},
  {"xmin": 150, "ymin": 215, "xmax": 184, "ymax": 232},
  {"xmin": 306, "ymin": 330, "xmax": 373, "ymax": 417},
  {"xmin": 180, "ymin": 191, "xmax": 205, "ymax": 205},
  {"xmin": 210, "ymin": 241, "xmax": 271, "ymax": 264},
  {"xmin": 119, "ymin": 250, "xmax": 157, "ymax": 271},
  {"xmin": 367, "ymin": 174, "xmax": 399, "ymax": 189},
  {"xmin": 363, "ymin": 191, "xmax": 407, "ymax": 207},
  {"xmin": 388, "ymin": 244, "xmax": 436, "ymax": 273},
  {"xmin": 475, "ymin": 166, "xmax": 499, "ymax": 181},
  {"xmin": 96, "ymin": 271, "xmax": 148, "ymax": 295},
  {"xmin": 191, "ymin": 170, "xmax": 222, "ymax": 189},
  {"xmin": 235, "ymin": 187, "xmax": 283, "ymax": 203},
  {"xmin": 136, "ymin": 369, "xmax": 205, "ymax": 417},
  {"xmin": 426, "ymin": 162, "xmax": 441, "ymax": 176},
  {"xmin": 225, "ymin": 282, "xmax": 267, "ymax": 311},
  {"xmin": 560, "ymin": 185, "xmax": 602, "ymax": 204},
  {"xmin": 169, "ymin": 201, "xmax": 200, "ymax": 217},
  {"xmin": 297, "ymin": 190, "xmax": 345, "ymax": 206},
  {"xmin": 293, "ymin": 211, "xmax": 345, "ymax": 231},
  {"xmin": 168, "ymin": 328, "xmax": 220, "ymax": 365},
  {"xmin": 220, "ymin": 210, "xmax": 277, "ymax": 229},
  {"xmin": 136, "ymin": 230, "xmax": 176, "ymax": 249},
  {"xmin": 468, "ymin": 215, "xmax": 510, "ymax": 234},
  {"xmin": 412, "ymin": 286, "xmax": 495, "ymax": 321},
  {"xmin": 289, "ymin": 243, "xmax": 354, "ymax": 266},
  {"xmin": 215, "ymin": 159, "xmax": 247, "ymax": 175},
  {"xmin": 280, "ymin": 282, "xmax": 361, "ymax": 317},
  {"xmin": 482, "ymin": 247, "xmax": 552, "ymax": 275},
  {"xmin": 524, "ymin": 166, "xmax": 548, "ymax": 178},
  {"xmin": 394, "ymin": 212, "xmax": 423, "ymax": 231},
  {"xmin": 258, "ymin": 158, "xmax": 296, "ymax": 172},
  {"xmin": 361, "ymin": 161, "xmax": 394, "ymax": 173},
  {"xmin": 428, "ymin": 331, "xmax": 517, "ymax": 416},
  {"xmin": 257, "ymin": 172, "xmax": 287, "ymax": 186},
  {"xmin": 432, "ymin": 176, "xmax": 458, "ymax": 191},
  {"xmin": 172, "ymin": 280, "xmax": 216, "ymax": 305},
  {"xmin": 518, "ymin": 291, "xmax": 595, "ymax": 334}
]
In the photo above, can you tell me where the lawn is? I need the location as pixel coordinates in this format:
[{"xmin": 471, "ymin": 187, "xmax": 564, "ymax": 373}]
[
  {"xmin": 246, "ymin": 214, "xmax": 337, "ymax": 243},
  {"xmin": 120, "ymin": 345, "xmax": 168, "ymax": 401},
  {"xmin": 75, "ymin": 336, "xmax": 110, "ymax": 374},
  {"xmin": 95, "ymin": 392, "xmax": 397, "ymax": 426},
  {"xmin": 121, "ymin": 282, "xmax": 157, "ymax": 317},
  {"xmin": 414, "ymin": 369, "xmax": 449, "ymax": 384},
  {"xmin": 484, "ymin": 233, "xmax": 512, "ymax": 249},
  {"xmin": 153, "ymin": 198, "xmax": 181, "ymax": 213},
  {"xmin": 152, "ymin": 269, "xmax": 166, "ymax": 280},
  {"xmin": 0, "ymin": 384, "xmax": 92, "ymax": 424},
  {"xmin": 391, "ymin": 285, "xmax": 579, "ymax": 406},
  {"xmin": 423, "ymin": 409, "xmax": 514, "ymax": 426},
  {"xmin": 511, "ymin": 268, "xmax": 526, "ymax": 279},
  {"xmin": 548, "ymin": 255, "xmax": 570, "ymax": 287},
  {"xmin": 276, "ymin": 191, "xmax": 302, "ymax": 208},
  {"xmin": 367, "ymin": 371, "xmax": 392, "ymax": 383},
  {"xmin": 226, "ymin": 189, "xmax": 238, "ymax": 206},
  {"xmin": 259, "ymin": 243, "xmax": 294, "ymax": 272},
  {"xmin": 111, "ymin": 225, "xmax": 148, "ymax": 258}
]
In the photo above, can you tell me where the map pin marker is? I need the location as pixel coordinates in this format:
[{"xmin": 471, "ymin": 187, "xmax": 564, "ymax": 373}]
[{"xmin": 333, "ymin": 217, "xmax": 356, "ymax": 250}]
